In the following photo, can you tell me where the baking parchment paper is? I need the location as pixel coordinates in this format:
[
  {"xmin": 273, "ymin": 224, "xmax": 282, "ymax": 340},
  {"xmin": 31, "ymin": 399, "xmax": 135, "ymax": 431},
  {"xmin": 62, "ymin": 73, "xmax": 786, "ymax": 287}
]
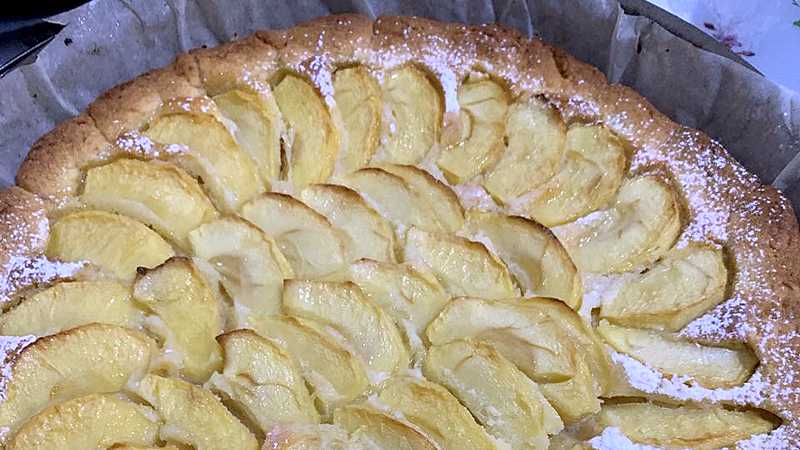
[{"xmin": 1, "ymin": 0, "xmax": 798, "ymax": 211}]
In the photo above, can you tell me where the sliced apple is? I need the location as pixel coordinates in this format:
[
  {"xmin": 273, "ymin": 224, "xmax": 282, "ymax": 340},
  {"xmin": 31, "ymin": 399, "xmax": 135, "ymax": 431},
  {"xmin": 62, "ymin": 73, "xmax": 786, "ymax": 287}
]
[
  {"xmin": 437, "ymin": 77, "xmax": 508, "ymax": 184},
  {"xmin": 0, "ymin": 324, "xmax": 155, "ymax": 441},
  {"xmin": 263, "ymin": 424, "xmax": 359, "ymax": 450},
  {"xmin": 378, "ymin": 163, "xmax": 464, "ymax": 232},
  {"xmin": 7, "ymin": 393, "xmax": 159, "ymax": 450},
  {"xmin": 81, "ymin": 159, "xmax": 219, "ymax": 249},
  {"xmin": 560, "ymin": 175, "xmax": 682, "ymax": 273},
  {"xmin": 378, "ymin": 66, "xmax": 442, "ymax": 165},
  {"xmin": 274, "ymin": 74, "xmax": 339, "ymax": 188},
  {"xmin": 597, "ymin": 321, "xmax": 757, "ymax": 388},
  {"xmin": 144, "ymin": 100, "xmax": 264, "ymax": 213},
  {"xmin": 483, "ymin": 98, "xmax": 566, "ymax": 203},
  {"xmin": 537, "ymin": 355, "xmax": 602, "ymax": 424},
  {"xmin": 347, "ymin": 259, "xmax": 449, "ymax": 340},
  {"xmin": 299, "ymin": 184, "xmax": 395, "ymax": 263},
  {"xmin": 208, "ymin": 329, "xmax": 319, "ymax": 435},
  {"xmin": 240, "ymin": 193, "xmax": 346, "ymax": 279},
  {"xmin": 333, "ymin": 404, "xmax": 439, "ymax": 450},
  {"xmin": 425, "ymin": 297, "xmax": 574, "ymax": 383},
  {"xmin": 376, "ymin": 376, "xmax": 497, "ymax": 450},
  {"xmin": 588, "ymin": 403, "xmax": 774, "ymax": 450},
  {"xmin": 339, "ymin": 168, "xmax": 443, "ymax": 233},
  {"xmin": 109, "ymin": 446, "xmax": 180, "ymax": 450},
  {"xmin": 426, "ymin": 297, "xmax": 605, "ymax": 423},
  {"xmin": 548, "ymin": 432, "xmax": 590, "ymax": 450},
  {"xmin": 188, "ymin": 217, "xmax": 293, "ymax": 321},
  {"xmin": 333, "ymin": 66, "xmax": 382, "ymax": 172},
  {"xmin": 403, "ymin": 227, "xmax": 517, "ymax": 299},
  {"xmin": 133, "ymin": 257, "xmax": 223, "ymax": 383},
  {"xmin": 108, "ymin": 446, "xmax": 179, "ymax": 450},
  {"xmin": 423, "ymin": 339, "xmax": 563, "ymax": 449},
  {"xmin": 213, "ymin": 88, "xmax": 283, "ymax": 184},
  {"xmin": 0, "ymin": 281, "xmax": 142, "ymax": 336},
  {"xmin": 531, "ymin": 298, "xmax": 612, "ymax": 393},
  {"xmin": 600, "ymin": 243, "xmax": 727, "ymax": 331},
  {"xmin": 134, "ymin": 374, "xmax": 258, "ymax": 450},
  {"xmin": 463, "ymin": 210, "xmax": 581, "ymax": 309},
  {"xmin": 282, "ymin": 280, "xmax": 409, "ymax": 377},
  {"xmin": 249, "ymin": 315, "xmax": 369, "ymax": 417},
  {"xmin": 46, "ymin": 210, "xmax": 174, "ymax": 281},
  {"xmin": 512, "ymin": 124, "xmax": 626, "ymax": 226}
]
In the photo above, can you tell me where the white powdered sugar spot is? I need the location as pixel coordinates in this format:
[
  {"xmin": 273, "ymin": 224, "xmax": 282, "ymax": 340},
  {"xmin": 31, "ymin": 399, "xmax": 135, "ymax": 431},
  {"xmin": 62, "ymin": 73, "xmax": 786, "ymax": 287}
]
[
  {"xmin": 115, "ymin": 131, "xmax": 188, "ymax": 159},
  {"xmin": 0, "ymin": 255, "xmax": 85, "ymax": 304},
  {"xmin": 737, "ymin": 425, "xmax": 798, "ymax": 450},
  {"xmin": 611, "ymin": 351, "xmax": 768, "ymax": 405},
  {"xmin": 589, "ymin": 427, "xmax": 661, "ymax": 450}
]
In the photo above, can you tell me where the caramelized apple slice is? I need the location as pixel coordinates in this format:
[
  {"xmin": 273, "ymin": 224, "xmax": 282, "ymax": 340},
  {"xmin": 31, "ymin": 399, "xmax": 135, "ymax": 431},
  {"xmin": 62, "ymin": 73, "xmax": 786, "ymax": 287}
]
[
  {"xmin": 513, "ymin": 124, "xmax": 626, "ymax": 226},
  {"xmin": 588, "ymin": 403, "xmax": 774, "ymax": 450},
  {"xmin": 283, "ymin": 280, "xmax": 409, "ymax": 377},
  {"xmin": 0, "ymin": 281, "xmax": 142, "ymax": 336},
  {"xmin": 47, "ymin": 210, "xmax": 174, "ymax": 281},
  {"xmin": 425, "ymin": 297, "xmax": 575, "ymax": 382},
  {"xmin": 213, "ymin": 88, "xmax": 283, "ymax": 184},
  {"xmin": 601, "ymin": 243, "xmax": 727, "ymax": 331},
  {"xmin": 463, "ymin": 210, "xmax": 581, "ymax": 309},
  {"xmin": 597, "ymin": 321, "xmax": 757, "ymax": 388},
  {"xmin": 134, "ymin": 374, "xmax": 258, "ymax": 450},
  {"xmin": 333, "ymin": 66, "xmax": 382, "ymax": 172},
  {"xmin": 347, "ymin": 259, "xmax": 449, "ymax": 340},
  {"xmin": 249, "ymin": 315, "xmax": 369, "ymax": 417},
  {"xmin": 81, "ymin": 159, "xmax": 218, "ymax": 249},
  {"xmin": 333, "ymin": 405, "xmax": 439, "ymax": 450},
  {"xmin": 483, "ymin": 98, "xmax": 566, "ymax": 203},
  {"xmin": 339, "ymin": 168, "xmax": 442, "ymax": 233},
  {"xmin": 0, "ymin": 324, "xmax": 155, "ymax": 441},
  {"xmin": 144, "ymin": 101, "xmax": 264, "ymax": 212},
  {"xmin": 437, "ymin": 77, "xmax": 508, "ymax": 184},
  {"xmin": 378, "ymin": 66, "xmax": 442, "ymax": 165},
  {"xmin": 561, "ymin": 175, "xmax": 682, "ymax": 273},
  {"xmin": 240, "ymin": 193, "xmax": 346, "ymax": 279},
  {"xmin": 376, "ymin": 376, "xmax": 497, "ymax": 450},
  {"xmin": 208, "ymin": 329, "xmax": 319, "ymax": 434},
  {"xmin": 404, "ymin": 227, "xmax": 517, "ymax": 299},
  {"xmin": 188, "ymin": 217, "xmax": 293, "ymax": 321},
  {"xmin": 378, "ymin": 163, "xmax": 464, "ymax": 232},
  {"xmin": 423, "ymin": 339, "xmax": 563, "ymax": 449},
  {"xmin": 133, "ymin": 257, "xmax": 223, "ymax": 383},
  {"xmin": 7, "ymin": 394, "xmax": 159, "ymax": 450},
  {"xmin": 274, "ymin": 74, "xmax": 339, "ymax": 188},
  {"xmin": 300, "ymin": 184, "xmax": 395, "ymax": 263}
]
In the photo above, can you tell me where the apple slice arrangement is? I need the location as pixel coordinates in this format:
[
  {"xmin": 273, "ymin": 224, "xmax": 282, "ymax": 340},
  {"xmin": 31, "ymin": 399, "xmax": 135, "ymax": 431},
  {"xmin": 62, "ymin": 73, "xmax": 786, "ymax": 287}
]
[{"xmin": 0, "ymin": 14, "xmax": 796, "ymax": 450}]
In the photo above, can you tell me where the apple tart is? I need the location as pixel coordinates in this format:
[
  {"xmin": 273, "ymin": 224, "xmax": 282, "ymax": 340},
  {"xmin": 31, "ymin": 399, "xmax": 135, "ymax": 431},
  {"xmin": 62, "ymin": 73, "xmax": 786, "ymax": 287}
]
[{"xmin": 0, "ymin": 14, "xmax": 798, "ymax": 450}]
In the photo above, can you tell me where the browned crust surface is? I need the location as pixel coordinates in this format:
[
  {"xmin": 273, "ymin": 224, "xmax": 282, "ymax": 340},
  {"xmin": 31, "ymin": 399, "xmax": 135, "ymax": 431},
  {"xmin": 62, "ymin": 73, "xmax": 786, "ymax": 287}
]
[{"xmin": 5, "ymin": 13, "xmax": 800, "ymax": 443}]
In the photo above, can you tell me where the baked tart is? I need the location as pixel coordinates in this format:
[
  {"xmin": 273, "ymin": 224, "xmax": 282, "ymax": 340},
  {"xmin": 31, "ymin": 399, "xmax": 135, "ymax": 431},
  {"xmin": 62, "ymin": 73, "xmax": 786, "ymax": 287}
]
[{"xmin": 0, "ymin": 14, "xmax": 797, "ymax": 450}]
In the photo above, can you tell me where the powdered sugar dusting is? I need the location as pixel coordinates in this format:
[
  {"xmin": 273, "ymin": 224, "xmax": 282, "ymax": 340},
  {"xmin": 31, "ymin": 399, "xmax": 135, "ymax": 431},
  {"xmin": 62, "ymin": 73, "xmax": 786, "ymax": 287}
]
[
  {"xmin": 611, "ymin": 351, "xmax": 768, "ymax": 405},
  {"xmin": 737, "ymin": 425, "xmax": 799, "ymax": 450},
  {"xmin": 115, "ymin": 131, "xmax": 188, "ymax": 159},
  {"xmin": 0, "ymin": 256, "xmax": 85, "ymax": 304},
  {"xmin": 589, "ymin": 427, "xmax": 661, "ymax": 450}
]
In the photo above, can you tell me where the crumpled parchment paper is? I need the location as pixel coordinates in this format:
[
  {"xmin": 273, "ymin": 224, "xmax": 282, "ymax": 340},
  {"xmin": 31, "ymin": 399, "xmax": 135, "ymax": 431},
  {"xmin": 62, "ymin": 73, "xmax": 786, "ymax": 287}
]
[{"xmin": 1, "ymin": 0, "xmax": 798, "ymax": 210}]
